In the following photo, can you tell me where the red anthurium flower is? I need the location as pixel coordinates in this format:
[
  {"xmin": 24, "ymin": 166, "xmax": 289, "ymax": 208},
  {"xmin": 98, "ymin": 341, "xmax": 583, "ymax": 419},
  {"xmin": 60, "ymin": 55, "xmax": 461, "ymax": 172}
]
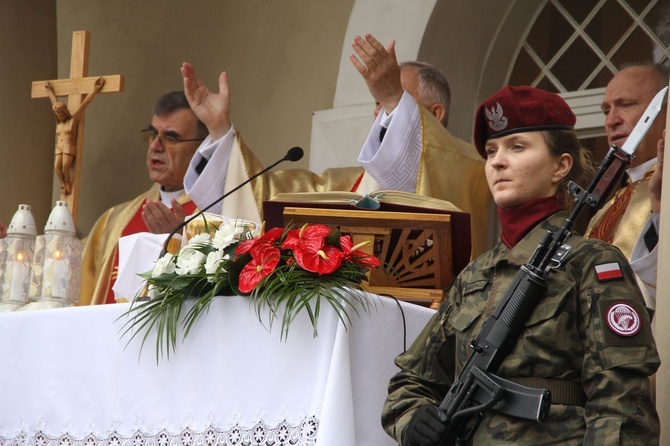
[
  {"xmin": 262, "ymin": 227, "xmax": 286, "ymax": 242},
  {"xmin": 238, "ymin": 244, "xmax": 280, "ymax": 293},
  {"xmin": 236, "ymin": 227, "xmax": 285, "ymax": 255},
  {"xmin": 281, "ymin": 224, "xmax": 331, "ymax": 251},
  {"xmin": 340, "ymin": 235, "xmax": 381, "ymax": 268},
  {"xmin": 235, "ymin": 239, "xmax": 255, "ymax": 255},
  {"xmin": 294, "ymin": 243, "xmax": 343, "ymax": 275}
]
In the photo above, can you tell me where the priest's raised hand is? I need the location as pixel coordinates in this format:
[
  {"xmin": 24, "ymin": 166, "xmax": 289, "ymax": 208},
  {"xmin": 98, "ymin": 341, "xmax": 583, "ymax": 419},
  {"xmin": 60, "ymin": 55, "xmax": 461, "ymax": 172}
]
[
  {"xmin": 350, "ymin": 33, "xmax": 403, "ymax": 118},
  {"xmin": 181, "ymin": 62, "xmax": 231, "ymax": 142}
]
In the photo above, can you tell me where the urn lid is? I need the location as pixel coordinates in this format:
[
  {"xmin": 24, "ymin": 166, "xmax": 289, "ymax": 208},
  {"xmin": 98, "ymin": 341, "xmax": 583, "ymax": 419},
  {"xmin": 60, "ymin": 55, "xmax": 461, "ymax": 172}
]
[
  {"xmin": 44, "ymin": 201, "xmax": 76, "ymax": 236},
  {"xmin": 7, "ymin": 204, "xmax": 37, "ymax": 237}
]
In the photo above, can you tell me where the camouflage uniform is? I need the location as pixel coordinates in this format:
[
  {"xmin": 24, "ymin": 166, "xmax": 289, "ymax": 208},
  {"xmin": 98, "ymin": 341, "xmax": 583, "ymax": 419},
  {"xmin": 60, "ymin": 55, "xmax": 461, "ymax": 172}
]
[{"xmin": 382, "ymin": 212, "xmax": 660, "ymax": 445}]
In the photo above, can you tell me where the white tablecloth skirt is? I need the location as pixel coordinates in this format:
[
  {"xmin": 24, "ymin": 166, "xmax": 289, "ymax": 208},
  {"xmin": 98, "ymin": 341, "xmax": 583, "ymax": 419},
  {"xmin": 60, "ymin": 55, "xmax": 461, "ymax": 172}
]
[{"xmin": 0, "ymin": 293, "xmax": 435, "ymax": 446}]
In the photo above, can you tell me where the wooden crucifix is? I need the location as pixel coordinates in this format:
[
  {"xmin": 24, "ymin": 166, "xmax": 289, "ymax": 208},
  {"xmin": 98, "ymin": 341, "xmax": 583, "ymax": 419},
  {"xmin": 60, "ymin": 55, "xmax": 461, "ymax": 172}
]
[{"xmin": 31, "ymin": 30, "xmax": 124, "ymax": 224}]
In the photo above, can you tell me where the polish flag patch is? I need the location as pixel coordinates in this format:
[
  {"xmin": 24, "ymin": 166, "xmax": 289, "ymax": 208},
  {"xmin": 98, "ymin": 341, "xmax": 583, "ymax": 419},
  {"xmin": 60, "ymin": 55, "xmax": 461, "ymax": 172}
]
[
  {"xmin": 606, "ymin": 302, "xmax": 641, "ymax": 336},
  {"xmin": 594, "ymin": 262, "xmax": 623, "ymax": 281}
]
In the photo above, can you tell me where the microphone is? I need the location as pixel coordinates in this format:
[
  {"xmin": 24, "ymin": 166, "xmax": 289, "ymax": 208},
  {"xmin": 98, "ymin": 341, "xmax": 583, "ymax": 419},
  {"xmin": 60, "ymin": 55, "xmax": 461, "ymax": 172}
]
[
  {"xmin": 158, "ymin": 146, "xmax": 304, "ymax": 257},
  {"xmin": 284, "ymin": 146, "xmax": 304, "ymax": 162}
]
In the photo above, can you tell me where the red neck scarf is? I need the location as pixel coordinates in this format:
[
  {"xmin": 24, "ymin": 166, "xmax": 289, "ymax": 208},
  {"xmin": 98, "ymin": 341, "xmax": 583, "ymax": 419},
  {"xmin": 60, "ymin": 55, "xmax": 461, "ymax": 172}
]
[{"xmin": 498, "ymin": 195, "xmax": 564, "ymax": 248}]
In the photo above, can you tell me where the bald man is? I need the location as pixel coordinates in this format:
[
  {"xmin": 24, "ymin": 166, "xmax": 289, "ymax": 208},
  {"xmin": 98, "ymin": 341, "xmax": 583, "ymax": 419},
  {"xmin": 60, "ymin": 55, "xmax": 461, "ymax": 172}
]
[{"xmin": 586, "ymin": 63, "xmax": 669, "ymax": 308}]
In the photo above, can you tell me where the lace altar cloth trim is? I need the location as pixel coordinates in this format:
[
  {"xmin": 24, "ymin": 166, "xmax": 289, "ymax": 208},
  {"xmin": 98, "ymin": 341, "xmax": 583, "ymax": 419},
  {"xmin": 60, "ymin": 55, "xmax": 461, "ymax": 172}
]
[{"xmin": 0, "ymin": 417, "xmax": 319, "ymax": 446}]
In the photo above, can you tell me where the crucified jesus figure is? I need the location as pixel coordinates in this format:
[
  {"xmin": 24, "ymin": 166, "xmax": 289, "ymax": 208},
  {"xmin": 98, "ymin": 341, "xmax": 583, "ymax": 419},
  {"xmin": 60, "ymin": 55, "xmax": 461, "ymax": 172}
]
[{"xmin": 45, "ymin": 77, "xmax": 105, "ymax": 195}]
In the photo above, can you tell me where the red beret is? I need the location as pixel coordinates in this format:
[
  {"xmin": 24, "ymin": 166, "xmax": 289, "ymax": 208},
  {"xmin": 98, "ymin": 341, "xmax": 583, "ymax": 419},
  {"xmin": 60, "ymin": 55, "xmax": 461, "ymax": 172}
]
[{"xmin": 473, "ymin": 85, "xmax": 575, "ymax": 158}]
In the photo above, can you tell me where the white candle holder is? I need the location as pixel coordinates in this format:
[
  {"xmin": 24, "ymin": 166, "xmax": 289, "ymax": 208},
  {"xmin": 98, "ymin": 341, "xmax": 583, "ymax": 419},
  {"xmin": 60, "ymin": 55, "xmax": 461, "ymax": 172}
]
[
  {"xmin": 0, "ymin": 205, "xmax": 37, "ymax": 312},
  {"xmin": 26, "ymin": 201, "xmax": 81, "ymax": 310}
]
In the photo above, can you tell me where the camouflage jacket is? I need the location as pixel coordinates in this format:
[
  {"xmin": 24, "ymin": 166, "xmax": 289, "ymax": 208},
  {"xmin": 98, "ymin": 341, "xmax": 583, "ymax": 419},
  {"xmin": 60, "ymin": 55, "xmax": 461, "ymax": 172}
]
[{"xmin": 382, "ymin": 212, "xmax": 660, "ymax": 445}]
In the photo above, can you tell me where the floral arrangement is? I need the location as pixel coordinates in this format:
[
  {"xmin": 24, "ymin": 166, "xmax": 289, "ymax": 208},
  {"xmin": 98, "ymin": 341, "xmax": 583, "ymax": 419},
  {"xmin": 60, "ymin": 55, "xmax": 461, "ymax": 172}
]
[{"xmin": 120, "ymin": 219, "xmax": 381, "ymax": 359}]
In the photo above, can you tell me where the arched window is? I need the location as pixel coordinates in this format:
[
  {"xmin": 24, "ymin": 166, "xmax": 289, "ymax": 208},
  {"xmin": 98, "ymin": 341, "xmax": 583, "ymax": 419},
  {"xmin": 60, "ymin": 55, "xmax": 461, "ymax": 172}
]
[
  {"xmin": 508, "ymin": 0, "xmax": 669, "ymax": 152},
  {"xmin": 509, "ymin": 0, "xmax": 670, "ymax": 92},
  {"xmin": 508, "ymin": 0, "xmax": 669, "ymax": 227}
]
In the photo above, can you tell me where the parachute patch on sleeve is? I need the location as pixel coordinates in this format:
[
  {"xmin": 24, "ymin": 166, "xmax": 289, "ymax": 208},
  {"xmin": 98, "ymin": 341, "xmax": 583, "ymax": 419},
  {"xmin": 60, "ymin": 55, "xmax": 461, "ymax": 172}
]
[{"xmin": 606, "ymin": 302, "xmax": 641, "ymax": 337}]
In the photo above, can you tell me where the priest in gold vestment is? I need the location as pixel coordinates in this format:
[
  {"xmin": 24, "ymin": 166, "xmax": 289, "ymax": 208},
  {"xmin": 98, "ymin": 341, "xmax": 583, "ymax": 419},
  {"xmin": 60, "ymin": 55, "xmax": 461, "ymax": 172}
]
[
  {"xmin": 79, "ymin": 92, "xmax": 205, "ymax": 305},
  {"xmin": 181, "ymin": 34, "xmax": 491, "ymax": 258},
  {"xmin": 81, "ymin": 185, "xmax": 197, "ymax": 305},
  {"xmin": 585, "ymin": 64, "xmax": 668, "ymax": 308}
]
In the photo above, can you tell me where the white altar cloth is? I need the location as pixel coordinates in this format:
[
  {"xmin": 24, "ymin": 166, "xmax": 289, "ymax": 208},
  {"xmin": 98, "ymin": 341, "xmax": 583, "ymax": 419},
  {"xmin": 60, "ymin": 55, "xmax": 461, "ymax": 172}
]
[{"xmin": 0, "ymin": 293, "xmax": 435, "ymax": 446}]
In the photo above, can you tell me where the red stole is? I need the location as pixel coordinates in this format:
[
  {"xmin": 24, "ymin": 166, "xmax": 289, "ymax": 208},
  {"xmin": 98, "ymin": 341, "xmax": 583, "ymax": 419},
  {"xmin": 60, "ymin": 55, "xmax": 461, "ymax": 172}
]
[
  {"xmin": 588, "ymin": 170, "xmax": 654, "ymax": 244},
  {"xmin": 498, "ymin": 195, "xmax": 564, "ymax": 248},
  {"xmin": 105, "ymin": 199, "xmax": 198, "ymax": 304}
]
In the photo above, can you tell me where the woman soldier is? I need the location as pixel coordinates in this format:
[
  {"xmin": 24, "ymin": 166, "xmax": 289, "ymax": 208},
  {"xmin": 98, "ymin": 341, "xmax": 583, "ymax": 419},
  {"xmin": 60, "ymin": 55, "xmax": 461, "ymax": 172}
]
[{"xmin": 382, "ymin": 85, "xmax": 659, "ymax": 445}]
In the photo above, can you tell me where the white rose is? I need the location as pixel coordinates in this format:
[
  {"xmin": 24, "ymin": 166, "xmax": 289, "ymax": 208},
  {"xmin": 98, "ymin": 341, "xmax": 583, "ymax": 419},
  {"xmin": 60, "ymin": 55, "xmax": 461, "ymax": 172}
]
[
  {"xmin": 213, "ymin": 221, "xmax": 244, "ymax": 250},
  {"xmin": 205, "ymin": 249, "xmax": 224, "ymax": 275},
  {"xmin": 175, "ymin": 248, "xmax": 207, "ymax": 275},
  {"xmin": 186, "ymin": 232, "xmax": 212, "ymax": 247},
  {"xmin": 204, "ymin": 249, "xmax": 231, "ymax": 282},
  {"xmin": 152, "ymin": 253, "xmax": 175, "ymax": 278}
]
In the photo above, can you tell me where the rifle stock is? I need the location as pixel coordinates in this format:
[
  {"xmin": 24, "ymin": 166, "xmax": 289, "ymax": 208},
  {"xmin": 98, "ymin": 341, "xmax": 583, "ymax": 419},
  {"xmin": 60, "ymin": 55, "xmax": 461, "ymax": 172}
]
[{"xmin": 438, "ymin": 266, "xmax": 550, "ymax": 442}]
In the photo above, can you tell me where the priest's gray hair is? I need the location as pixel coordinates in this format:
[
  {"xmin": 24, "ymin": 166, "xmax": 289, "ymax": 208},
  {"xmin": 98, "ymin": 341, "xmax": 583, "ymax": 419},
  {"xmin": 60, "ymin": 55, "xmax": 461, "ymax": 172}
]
[{"xmin": 400, "ymin": 61, "xmax": 452, "ymax": 128}]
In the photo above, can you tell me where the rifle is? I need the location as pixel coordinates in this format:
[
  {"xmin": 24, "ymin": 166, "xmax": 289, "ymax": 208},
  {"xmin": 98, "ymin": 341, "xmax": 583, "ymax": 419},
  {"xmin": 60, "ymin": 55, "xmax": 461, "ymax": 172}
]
[{"xmin": 436, "ymin": 86, "xmax": 668, "ymax": 444}]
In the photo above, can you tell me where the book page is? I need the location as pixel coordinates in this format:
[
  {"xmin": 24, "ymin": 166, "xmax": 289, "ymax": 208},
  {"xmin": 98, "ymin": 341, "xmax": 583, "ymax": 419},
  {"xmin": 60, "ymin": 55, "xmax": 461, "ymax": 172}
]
[{"xmin": 270, "ymin": 189, "xmax": 461, "ymax": 212}]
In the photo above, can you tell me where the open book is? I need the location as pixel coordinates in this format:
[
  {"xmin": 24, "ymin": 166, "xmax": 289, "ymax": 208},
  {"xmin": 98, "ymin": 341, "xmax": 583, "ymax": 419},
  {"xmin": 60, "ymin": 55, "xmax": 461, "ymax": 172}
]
[
  {"xmin": 262, "ymin": 189, "xmax": 472, "ymax": 277},
  {"xmin": 268, "ymin": 189, "xmax": 462, "ymax": 212}
]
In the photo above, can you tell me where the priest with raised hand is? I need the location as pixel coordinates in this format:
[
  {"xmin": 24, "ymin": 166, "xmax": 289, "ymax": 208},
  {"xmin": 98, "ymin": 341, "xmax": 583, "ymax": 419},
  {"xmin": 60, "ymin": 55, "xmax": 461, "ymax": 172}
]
[
  {"xmin": 172, "ymin": 33, "xmax": 491, "ymax": 258},
  {"xmin": 350, "ymin": 34, "xmax": 491, "ymax": 256},
  {"xmin": 79, "ymin": 92, "xmax": 205, "ymax": 306},
  {"xmin": 177, "ymin": 62, "xmax": 363, "ymax": 226}
]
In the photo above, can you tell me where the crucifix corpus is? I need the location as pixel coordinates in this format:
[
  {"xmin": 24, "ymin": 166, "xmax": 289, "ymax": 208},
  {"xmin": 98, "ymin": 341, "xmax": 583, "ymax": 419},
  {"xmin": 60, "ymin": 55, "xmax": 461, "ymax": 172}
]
[{"xmin": 31, "ymin": 30, "xmax": 124, "ymax": 225}]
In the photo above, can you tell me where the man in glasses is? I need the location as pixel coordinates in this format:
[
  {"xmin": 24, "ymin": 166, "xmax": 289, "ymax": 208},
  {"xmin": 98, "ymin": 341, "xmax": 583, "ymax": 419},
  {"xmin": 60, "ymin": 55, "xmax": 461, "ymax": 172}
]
[{"xmin": 80, "ymin": 91, "xmax": 206, "ymax": 305}]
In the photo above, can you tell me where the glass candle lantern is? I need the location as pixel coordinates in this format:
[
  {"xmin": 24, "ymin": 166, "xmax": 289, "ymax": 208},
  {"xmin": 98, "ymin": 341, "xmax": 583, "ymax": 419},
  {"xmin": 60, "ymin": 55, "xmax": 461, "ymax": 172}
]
[
  {"xmin": 30, "ymin": 201, "xmax": 81, "ymax": 306},
  {"xmin": 0, "ymin": 205, "xmax": 37, "ymax": 311}
]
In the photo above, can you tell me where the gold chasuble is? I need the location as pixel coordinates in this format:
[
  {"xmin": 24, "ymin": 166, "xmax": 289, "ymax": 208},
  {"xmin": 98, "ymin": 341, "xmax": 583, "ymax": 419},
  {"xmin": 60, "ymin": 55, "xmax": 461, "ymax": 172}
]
[
  {"xmin": 240, "ymin": 136, "xmax": 365, "ymax": 209},
  {"xmin": 413, "ymin": 106, "xmax": 491, "ymax": 258},
  {"xmin": 219, "ymin": 132, "xmax": 365, "ymax": 225},
  {"xmin": 585, "ymin": 167, "xmax": 655, "ymax": 259},
  {"xmin": 79, "ymin": 184, "xmax": 195, "ymax": 306},
  {"xmin": 225, "ymin": 106, "xmax": 491, "ymax": 258}
]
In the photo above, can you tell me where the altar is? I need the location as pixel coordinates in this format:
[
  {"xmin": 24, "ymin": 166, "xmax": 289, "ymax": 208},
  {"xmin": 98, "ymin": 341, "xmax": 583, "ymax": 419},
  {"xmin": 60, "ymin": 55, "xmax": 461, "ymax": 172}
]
[{"xmin": 0, "ymin": 293, "xmax": 435, "ymax": 446}]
